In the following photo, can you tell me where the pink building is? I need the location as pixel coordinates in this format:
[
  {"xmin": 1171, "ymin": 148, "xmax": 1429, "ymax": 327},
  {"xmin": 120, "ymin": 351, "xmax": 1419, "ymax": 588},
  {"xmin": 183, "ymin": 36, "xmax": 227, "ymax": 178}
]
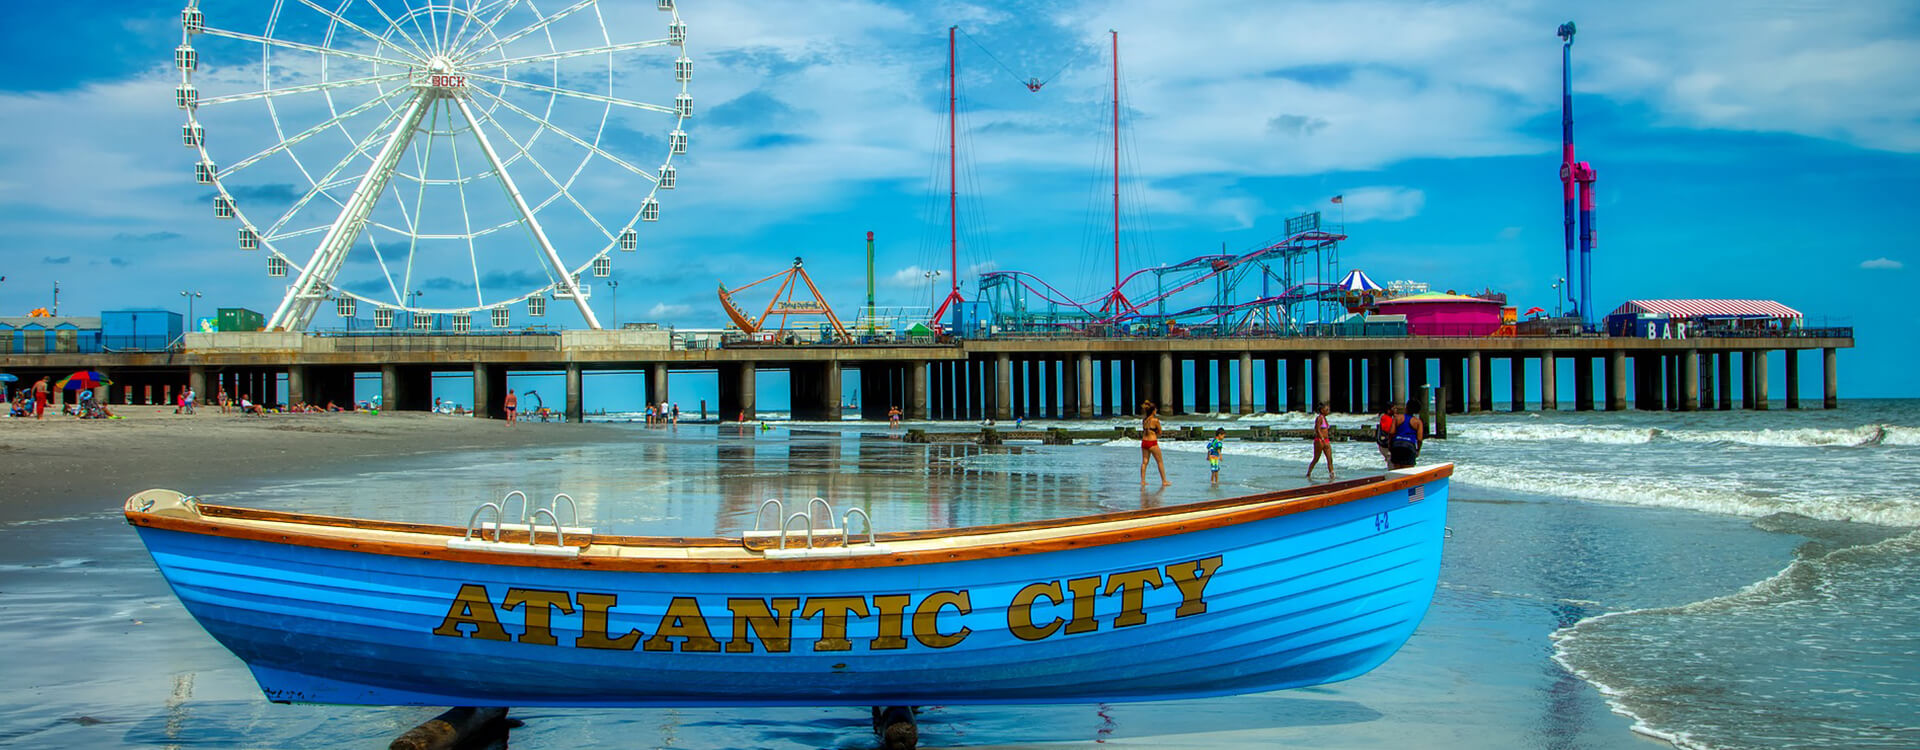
[{"xmin": 1373, "ymin": 292, "xmax": 1504, "ymax": 336}]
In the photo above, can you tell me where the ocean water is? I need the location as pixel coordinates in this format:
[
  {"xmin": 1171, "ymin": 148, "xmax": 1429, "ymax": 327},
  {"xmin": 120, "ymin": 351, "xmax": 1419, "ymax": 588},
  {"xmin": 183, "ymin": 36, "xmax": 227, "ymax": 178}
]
[{"xmin": 2, "ymin": 401, "xmax": 1915, "ymax": 748}]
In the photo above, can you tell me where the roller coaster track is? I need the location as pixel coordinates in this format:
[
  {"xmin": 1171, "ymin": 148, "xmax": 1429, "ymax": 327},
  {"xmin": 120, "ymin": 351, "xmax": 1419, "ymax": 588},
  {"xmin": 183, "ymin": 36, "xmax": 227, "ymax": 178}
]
[{"xmin": 978, "ymin": 228, "xmax": 1345, "ymax": 330}]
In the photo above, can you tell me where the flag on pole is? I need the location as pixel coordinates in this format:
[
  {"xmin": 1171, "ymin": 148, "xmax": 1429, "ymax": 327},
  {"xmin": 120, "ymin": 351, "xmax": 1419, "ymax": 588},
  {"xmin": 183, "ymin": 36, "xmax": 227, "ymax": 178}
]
[{"xmin": 1330, "ymin": 195, "xmax": 1343, "ymax": 204}]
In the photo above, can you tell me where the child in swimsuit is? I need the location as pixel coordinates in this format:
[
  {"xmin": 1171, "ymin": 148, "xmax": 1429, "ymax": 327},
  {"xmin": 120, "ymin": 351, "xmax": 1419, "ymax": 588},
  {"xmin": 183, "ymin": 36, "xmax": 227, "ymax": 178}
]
[{"xmin": 1207, "ymin": 428, "xmax": 1226, "ymax": 485}]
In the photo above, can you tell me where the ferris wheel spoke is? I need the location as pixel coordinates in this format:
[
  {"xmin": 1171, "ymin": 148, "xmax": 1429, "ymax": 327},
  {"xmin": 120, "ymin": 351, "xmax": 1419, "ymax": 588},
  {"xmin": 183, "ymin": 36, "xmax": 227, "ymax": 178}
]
[
  {"xmin": 466, "ymin": 73, "xmax": 675, "ymax": 115},
  {"xmin": 444, "ymin": 110, "xmax": 486, "ymax": 308},
  {"xmin": 262, "ymin": 98, "xmax": 417, "ymax": 239},
  {"xmin": 458, "ymin": 0, "xmax": 597, "ymax": 63},
  {"xmin": 450, "ymin": 0, "xmax": 525, "ymax": 59},
  {"xmin": 293, "ymin": 0, "xmax": 429, "ymax": 65},
  {"xmin": 355, "ymin": 0, "xmax": 435, "ymax": 61},
  {"xmin": 451, "ymin": 95, "xmax": 602, "ymax": 329},
  {"xmin": 468, "ymin": 87, "xmax": 656, "ymax": 183},
  {"xmin": 220, "ymin": 86, "xmax": 410, "ymax": 179},
  {"xmin": 398, "ymin": 99, "xmax": 442, "ymax": 305},
  {"xmin": 200, "ymin": 26, "xmax": 417, "ymax": 70},
  {"xmin": 197, "ymin": 71, "xmax": 412, "ymax": 107},
  {"xmin": 469, "ymin": 101, "xmax": 616, "ymax": 241},
  {"xmin": 470, "ymin": 37, "xmax": 674, "ymax": 69}
]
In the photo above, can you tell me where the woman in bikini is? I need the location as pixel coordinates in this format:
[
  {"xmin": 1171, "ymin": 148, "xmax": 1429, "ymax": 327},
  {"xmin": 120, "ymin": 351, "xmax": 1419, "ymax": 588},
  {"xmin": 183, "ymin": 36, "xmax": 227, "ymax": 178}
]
[
  {"xmin": 1306, "ymin": 402, "xmax": 1335, "ymax": 479},
  {"xmin": 1140, "ymin": 401, "xmax": 1170, "ymax": 486}
]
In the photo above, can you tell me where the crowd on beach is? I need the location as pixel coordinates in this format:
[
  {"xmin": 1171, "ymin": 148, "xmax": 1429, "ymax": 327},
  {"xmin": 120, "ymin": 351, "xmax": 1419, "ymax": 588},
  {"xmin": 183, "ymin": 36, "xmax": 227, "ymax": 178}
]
[
  {"xmin": 1, "ymin": 375, "xmax": 356, "ymax": 421},
  {"xmin": 1134, "ymin": 399, "xmax": 1424, "ymax": 487}
]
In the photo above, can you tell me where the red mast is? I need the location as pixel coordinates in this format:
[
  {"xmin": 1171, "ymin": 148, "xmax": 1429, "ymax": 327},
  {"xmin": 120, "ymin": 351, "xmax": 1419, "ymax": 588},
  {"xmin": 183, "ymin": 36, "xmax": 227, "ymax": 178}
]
[
  {"xmin": 932, "ymin": 25, "xmax": 964, "ymax": 329},
  {"xmin": 1101, "ymin": 30, "xmax": 1129, "ymax": 314},
  {"xmin": 949, "ymin": 25, "xmax": 959, "ymax": 303}
]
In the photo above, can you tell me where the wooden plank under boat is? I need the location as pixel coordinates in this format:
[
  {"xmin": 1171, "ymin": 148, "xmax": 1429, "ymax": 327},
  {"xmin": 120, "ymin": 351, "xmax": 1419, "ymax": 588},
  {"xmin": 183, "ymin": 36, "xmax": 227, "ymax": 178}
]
[{"xmin": 124, "ymin": 463, "xmax": 1453, "ymax": 708}]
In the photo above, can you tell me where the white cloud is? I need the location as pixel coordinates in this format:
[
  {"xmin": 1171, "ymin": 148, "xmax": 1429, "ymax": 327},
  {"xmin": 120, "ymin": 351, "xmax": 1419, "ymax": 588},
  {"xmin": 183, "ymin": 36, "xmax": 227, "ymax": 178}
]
[
  {"xmin": 646, "ymin": 302, "xmax": 693, "ymax": 318},
  {"xmin": 886, "ymin": 264, "xmax": 938, "ymax": 288},
  {"xmin": 1860, "ymin": 257, "xmax": 1904, "ymax": 270},
  {"xmin": 1497, "ymin": 226, "xmax": 1524, "ymax": 241},
  {"xmin": 1335, "ymin": 187, "xmax": 1426, "ymax": 223}
]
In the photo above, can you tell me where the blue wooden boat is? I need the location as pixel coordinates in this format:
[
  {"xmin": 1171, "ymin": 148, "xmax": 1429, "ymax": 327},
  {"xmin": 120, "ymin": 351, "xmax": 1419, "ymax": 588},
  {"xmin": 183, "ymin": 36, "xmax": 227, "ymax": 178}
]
[{"xmin": 124, "ymin": 464, "xmax": 1452, "ymax": 708}]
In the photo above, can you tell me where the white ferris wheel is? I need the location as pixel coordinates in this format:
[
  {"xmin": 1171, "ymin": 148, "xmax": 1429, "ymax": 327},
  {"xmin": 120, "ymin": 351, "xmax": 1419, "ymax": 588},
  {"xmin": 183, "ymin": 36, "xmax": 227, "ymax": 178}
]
[{"xmin": 175, "ymin": 0, "xmax": 692, "ymax": 331}]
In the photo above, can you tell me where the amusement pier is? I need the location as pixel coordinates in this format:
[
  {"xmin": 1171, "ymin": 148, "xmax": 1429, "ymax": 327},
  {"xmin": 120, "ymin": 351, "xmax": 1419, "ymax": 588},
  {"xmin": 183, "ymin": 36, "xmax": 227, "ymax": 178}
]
[
  {"xmin": 0, "ymin": 325, "xmax": 1855, "ymax": 423},
  {"xmin": 0, "ymin": 13, "xmax": 1857, "ymax": 429}
]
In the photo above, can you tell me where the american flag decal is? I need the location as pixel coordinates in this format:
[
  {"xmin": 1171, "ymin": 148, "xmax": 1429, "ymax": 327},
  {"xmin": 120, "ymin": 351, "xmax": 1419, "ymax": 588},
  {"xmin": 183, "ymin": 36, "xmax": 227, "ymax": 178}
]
[{"xmin": 1408, "ymin": 486, "xmax": 1424, "ymax": 503}]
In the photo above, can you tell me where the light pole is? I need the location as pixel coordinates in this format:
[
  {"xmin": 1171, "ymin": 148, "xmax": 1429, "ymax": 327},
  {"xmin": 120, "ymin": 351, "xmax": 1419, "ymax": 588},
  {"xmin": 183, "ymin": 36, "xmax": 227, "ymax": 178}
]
[
  {"xmin": 924, "ymin": 270, "xmax": 943, "ymax": 320},
  {"xmin": 606, "ymin": 279, "xmax": 619, "ymax": 329},
  {"xmin": 179, "ymin": 290, "xmax": 202, "ymax": 330},
  {"xmin": 1550, "ymin": 278, "xmax": 1566, "ymax": 318}
]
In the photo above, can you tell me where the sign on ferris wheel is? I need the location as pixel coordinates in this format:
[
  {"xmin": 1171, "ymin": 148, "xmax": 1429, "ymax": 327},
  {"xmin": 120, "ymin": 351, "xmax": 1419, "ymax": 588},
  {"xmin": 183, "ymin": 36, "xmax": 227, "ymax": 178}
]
[{"xmin": 174, "ymin": 0, "xmax": 693, "ymax": 331}]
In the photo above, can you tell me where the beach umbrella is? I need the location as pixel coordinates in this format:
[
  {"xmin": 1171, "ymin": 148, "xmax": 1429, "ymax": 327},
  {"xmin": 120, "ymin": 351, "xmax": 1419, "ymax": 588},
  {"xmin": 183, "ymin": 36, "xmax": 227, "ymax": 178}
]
[
  {"xmin": 1523, "ymin": 306, "xmax": 1546, "ymax": 318},
  {"xmin": 0, "ymin": 374, "xmax": 16, "ymax": 383},
  {"xmin": 1336, "ymin": 269, "xmax": 1383, "ymax": 292},
  {"xmin": 56, "ymin": 370, "xmax": 110, "ymax": 391}
]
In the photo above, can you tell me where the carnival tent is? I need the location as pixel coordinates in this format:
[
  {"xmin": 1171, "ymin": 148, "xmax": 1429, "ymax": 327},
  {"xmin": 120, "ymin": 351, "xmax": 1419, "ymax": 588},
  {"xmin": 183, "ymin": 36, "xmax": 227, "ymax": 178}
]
[{"xmin": 1336, "ymin": 269, "xmax": 1383, "ymax": 292}]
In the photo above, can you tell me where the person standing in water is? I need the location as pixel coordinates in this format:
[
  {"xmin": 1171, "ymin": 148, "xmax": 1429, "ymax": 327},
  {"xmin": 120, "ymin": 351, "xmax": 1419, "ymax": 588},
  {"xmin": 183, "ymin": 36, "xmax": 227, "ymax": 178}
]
[
  {"xmin": 1140, "ymin": 400, "xmax": 1170, "ymax": 487},
  {"xmin": 1389, "ymin": 402, "xmax": 1424, "ymax": 469},
  {"xmin": 503, "ymin": 390, "xmax": 518, "ymax": 425},
  {"xmin": 1375, "ymin": 403, "xmax": 1398, "ymax": 469},
  {"xmin": 1306, "ymin": 403, "xmax": 1335, "ymax": 479},
  {"xmin": 1207, "ymin": 428, "xmax": 1226, "ymax": 485}
]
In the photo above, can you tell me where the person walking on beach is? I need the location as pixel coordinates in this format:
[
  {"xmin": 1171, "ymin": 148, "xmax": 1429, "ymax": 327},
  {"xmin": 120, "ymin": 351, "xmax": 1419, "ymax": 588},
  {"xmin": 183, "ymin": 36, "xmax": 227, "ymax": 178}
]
[
  {"xmin": 184, "ymin": 387, "xmax": 196, "ymax": 415},
  {"xmin": 888, "ymin": 405, "xmax": 901, "ymax": 429},
  {"xmin": 1140, "ymin": 400, "xmax": 1170, "ymax": 487},
  {"xmin": 1388, "ymin": 402, "xmax": 1423, "ymax": 469},
  {"xmin": 670, "ymin": 403, "xmax": 679, "ymax": 425},
  {"xmin": 1306, "ymin": 403, "xmax": 1335, "ymax": 479},
  {"xmin": 503, "ymin": 390, "xmax": 518, "ymax": 425},
  {"xmin": 1207, "ymin": 428, "xmax": 1226, "ymax": 485},
  {"xmin": 217, "ymin": 388, "xmax": 229, "ymax": 414},
  {"xmin": 32, "ymin": 377, "xmax": 49, "ymax": 419},
  {"xmin": 1375, "ymin": 403, "xmax": 1398, "ymax": 469}
]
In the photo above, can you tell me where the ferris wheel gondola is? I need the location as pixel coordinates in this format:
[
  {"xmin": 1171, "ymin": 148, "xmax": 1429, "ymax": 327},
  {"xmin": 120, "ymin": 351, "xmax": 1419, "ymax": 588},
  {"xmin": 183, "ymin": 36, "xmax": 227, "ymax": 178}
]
[{"xmin": 175, "ymin": 0, "xmax": 691, "ymax": 331}]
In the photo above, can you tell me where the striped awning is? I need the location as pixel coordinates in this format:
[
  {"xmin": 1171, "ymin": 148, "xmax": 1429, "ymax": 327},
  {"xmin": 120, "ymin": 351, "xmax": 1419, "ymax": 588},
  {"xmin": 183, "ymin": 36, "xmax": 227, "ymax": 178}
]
[
  {"xmin": 1336, "ymin": 269, "xmax": 1383, "ymax": 292},
  {"xmin": 1608, "ymin": 299, "xmax": 1801, "ymax": 319}
]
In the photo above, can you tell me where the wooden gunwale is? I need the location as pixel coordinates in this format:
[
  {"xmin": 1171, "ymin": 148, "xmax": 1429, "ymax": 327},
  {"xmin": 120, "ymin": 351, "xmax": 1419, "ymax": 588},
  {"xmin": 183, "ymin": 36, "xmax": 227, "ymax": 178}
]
[{"xmin": 126, "ymin": 465, "xmax": 1450, "ymax": 573}]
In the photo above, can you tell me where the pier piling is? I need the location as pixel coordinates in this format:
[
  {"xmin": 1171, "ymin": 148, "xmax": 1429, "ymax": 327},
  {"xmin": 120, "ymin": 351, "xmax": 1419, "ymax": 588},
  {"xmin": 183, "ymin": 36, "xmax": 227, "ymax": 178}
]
[{"xmin": 1823, "ymin": 348, "xmax": 1837, "ymax": 409}]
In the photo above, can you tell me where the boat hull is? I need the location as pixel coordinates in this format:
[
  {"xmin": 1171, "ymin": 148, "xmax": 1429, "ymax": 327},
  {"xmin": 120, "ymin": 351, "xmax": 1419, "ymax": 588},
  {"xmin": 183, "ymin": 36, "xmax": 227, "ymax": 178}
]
[{"xmin": 132, "ymin": 473, "xmax": 1449, "ymax": 707}]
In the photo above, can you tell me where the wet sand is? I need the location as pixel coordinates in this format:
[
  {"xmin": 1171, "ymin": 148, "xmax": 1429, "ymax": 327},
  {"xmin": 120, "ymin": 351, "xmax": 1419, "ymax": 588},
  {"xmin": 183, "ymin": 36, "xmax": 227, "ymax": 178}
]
[{"xmin": 0, "ymin": 407, "xmax": 631, "ymax": 525}]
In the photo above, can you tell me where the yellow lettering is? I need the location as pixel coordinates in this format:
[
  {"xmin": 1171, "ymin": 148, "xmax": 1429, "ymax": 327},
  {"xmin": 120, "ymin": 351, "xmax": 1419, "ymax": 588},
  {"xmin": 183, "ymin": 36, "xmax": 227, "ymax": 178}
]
[
  {"xmin": 724, "ymin": 597, "xmax": 799, "ymax": 653},
  {"xmin": 869, "ymin": 594, "xmax": 912, "ymax": 650},
  {"xmin": 801, "ymin": 596, "xmax": 870, "ymax": 652},
  {"xmin": 1167, "ymin": 555, "xmax": 1223, "ymax": 618},
  {"xmin": 644, "ymin": 596, "xmax": 722, "ymax": 652},
  {"xmin": 502, "ymin": 588, "xmax": 574, "ymax": 646},
  {"xmin": 432, "ymin": 583, "xmax": 510, "ymax": 641},
  {"xmin": 1104, "ymin": 568, "xmax": 1164, "ymax": 628},
  {"xmin": 575, "ymin": 592, "xmax": 642, "ymax": 650},
  {"xmin": 1008, "ymin": 581, "xmax": 1065, "ymax": 641},
  {"xmin": 1064, "ymin": 576, "xmax": 1102, "ymax": 634},
  {"xmin": 912, "ymin": 590, "xmax": 972, "ymax": 649}
]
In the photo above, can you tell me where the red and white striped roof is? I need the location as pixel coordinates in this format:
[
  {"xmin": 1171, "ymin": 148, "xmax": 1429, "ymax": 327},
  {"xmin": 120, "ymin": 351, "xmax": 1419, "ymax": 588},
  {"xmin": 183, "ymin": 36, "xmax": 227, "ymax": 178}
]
[{"xmin": 1609, "ymin": 299, "xmax": 1801, "ymax": 319}]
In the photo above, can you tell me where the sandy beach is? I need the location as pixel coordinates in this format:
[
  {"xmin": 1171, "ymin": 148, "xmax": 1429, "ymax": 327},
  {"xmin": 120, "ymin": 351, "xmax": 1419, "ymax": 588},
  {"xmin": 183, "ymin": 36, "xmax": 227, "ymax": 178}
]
[{"xmin": 0, "ymin": 407, "xmax": 631, "ymax": 525}]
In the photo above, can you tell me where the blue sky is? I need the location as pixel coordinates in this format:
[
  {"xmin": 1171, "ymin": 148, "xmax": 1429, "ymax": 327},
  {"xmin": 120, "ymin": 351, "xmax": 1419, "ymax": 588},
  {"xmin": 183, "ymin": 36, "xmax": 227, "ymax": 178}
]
[{"xmin": 0, "ymin": 0, "xmax": 1914, "ymax": 397}]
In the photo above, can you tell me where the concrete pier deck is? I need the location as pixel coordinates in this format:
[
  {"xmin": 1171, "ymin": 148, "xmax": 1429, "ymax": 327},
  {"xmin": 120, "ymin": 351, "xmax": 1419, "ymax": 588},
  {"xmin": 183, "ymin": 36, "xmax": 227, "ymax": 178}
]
[{"xmin": 0, "ymin": 331, "xmax": 1853, "ymax": 422}]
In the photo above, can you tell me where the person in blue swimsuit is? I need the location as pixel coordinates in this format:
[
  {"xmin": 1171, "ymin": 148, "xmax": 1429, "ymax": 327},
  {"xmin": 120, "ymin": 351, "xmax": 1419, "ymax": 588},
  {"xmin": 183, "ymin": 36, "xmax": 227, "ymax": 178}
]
[
  {"xmin": 1389, "ymin": 402, "xmax": 1424, "ymax": 469},
  {"xmin": 1206, "ymin": 428, "xmax": 1226, "ymax": 485}
]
